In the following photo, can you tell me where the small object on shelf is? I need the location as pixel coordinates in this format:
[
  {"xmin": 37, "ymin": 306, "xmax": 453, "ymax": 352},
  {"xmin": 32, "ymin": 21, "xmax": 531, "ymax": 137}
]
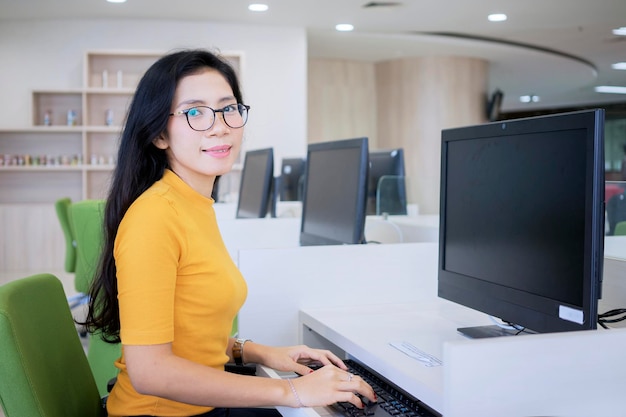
[
  {"xmin": 44, "ymin": 110, "xmax": 52, "ymax": 126},
  {"xmin": 67, "ymin": 109, "xmax": 77, "ymax": 126},
  {"xmin": 102, "ymin": 70, "xmax": 108, "ymax": 88},
  {"xmin": 105, "ymin": 109, "xmax": 114, "ymax": 126},
  {"xmin": 117, "ymin": 70, "xmax": 123, "ymax": 88}
]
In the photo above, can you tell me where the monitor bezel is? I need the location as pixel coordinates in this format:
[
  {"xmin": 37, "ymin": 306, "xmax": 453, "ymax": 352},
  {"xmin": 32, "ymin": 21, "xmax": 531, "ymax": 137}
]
[
  {"xmin": 299, "ymin": 137, "xmax": 369, "ymax": 246},
  {"xmin": 438, "ymin": 109, "xmax": 605, "ymax": 335}
]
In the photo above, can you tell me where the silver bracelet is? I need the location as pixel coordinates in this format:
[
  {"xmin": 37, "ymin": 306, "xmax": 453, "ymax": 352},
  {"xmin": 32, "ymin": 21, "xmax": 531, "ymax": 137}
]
[{"xmin": 287, "ymin": 378, "xmax": 305, "ymax": 408}]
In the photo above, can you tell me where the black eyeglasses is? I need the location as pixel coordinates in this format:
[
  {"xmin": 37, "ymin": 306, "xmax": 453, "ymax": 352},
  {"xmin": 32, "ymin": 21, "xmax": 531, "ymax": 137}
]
[{"xmin": 169, "ymin": 103, "xmax": 250, "ymax": 131}]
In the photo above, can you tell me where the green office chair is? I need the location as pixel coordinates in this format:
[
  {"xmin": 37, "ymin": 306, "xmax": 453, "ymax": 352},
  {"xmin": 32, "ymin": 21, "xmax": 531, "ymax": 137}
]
[
  {"xmin": 54, "ymin": 197, "xmax": 76, "ymax": 273},
  {"xmin": 69, "ymin": 199, "xmax": 122, "ymax": 397},
  {"xmin": 0, "ymin": 273, "xmax": 107, "ymax": 417},
  {"xmin": 614, "ymin": 221, "xmax": 626, "ymax": 236},
  {"xmin": 69, "ymin": 199, "xmax": 106, "ymax": 298}
]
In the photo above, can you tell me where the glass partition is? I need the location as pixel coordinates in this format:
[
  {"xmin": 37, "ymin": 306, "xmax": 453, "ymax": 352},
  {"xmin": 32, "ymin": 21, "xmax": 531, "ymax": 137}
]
[
  {"xmin": 605, "ymin": 181, "xmax": 626, "ymax": 260},
  {"xmin": 375, "ymin": 175, "xmax": 408, "ymax": 215}
]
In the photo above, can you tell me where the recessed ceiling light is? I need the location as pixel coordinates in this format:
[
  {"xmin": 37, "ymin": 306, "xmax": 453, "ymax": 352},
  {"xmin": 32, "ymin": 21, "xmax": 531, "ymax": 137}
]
[
  {"xmin": 335, "ymin": 24, "xmax": 355, "ymax": 32},
  {"xmin": 107, "ymin": 0, "xmax": 126, "ymax": 3},
  {"xmin": 612, "ymin": 62, "xmax": 626, "ymax": 70},
  {"xmin": 248, "ymin": 3, "xmax": 269, "ymax": 12},
  {"xmin": 595, "ymin": 85, "xmax": 626, "ymax": 94},
  {"xmin": 488, "ymin": 13, "xmax": 507, "ymax": 22},
  {"xmin": 519, "ymin": 95, "xmax": 540, "ymax": 103},
  {"xmin": 612, "ymin": 27, "xmax": 626, "ymax": 36}
]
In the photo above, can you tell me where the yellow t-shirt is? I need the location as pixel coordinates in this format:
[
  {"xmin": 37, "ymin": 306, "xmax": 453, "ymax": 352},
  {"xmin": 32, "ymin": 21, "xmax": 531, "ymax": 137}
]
[{"xmin": 106, "ymin": 169, "xmax": 247, "ymax": 417}]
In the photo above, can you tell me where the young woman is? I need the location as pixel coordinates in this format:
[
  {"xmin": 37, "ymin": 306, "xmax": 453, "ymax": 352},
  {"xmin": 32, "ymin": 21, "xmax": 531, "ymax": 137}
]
[{"xmin": 83, "ymin": 49, "xmax": 376, "ymax": 417}]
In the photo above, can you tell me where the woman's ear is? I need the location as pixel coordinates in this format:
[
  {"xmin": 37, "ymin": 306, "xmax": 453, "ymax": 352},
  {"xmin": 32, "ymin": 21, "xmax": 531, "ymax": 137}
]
[{"xmin": 153, "ymin": 134, "xmax": 169, "ymax": 150}]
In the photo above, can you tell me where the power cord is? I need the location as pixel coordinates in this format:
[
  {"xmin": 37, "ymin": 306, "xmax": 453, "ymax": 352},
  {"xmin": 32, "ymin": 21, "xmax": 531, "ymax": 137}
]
[{"xmin": 598, "ymin": 308, "xmax": 626, "ymax": 329}]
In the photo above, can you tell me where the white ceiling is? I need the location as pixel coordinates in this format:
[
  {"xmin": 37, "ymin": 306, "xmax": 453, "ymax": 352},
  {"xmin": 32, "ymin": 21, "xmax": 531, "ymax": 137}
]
[{"xmin": 2, "ymin": 0, "xmax": 626, "ymax": 113}]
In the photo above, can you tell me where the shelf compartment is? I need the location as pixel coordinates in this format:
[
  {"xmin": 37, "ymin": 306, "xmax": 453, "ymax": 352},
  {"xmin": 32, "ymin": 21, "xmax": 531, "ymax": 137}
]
[{"xmin": 32, "ymin": 91, "xmax": 83, "ymax": 127}]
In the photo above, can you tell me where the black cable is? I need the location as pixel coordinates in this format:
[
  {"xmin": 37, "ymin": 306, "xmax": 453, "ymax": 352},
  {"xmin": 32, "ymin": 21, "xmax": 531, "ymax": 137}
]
[{"xmin": 597, "ymin": 307, "xmax": 626, "ymax": 329}]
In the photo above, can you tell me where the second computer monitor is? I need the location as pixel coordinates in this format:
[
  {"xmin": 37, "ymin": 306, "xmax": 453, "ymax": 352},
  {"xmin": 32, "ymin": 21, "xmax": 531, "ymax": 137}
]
[
  {"xmin": 279, "ymin": 157, "xmax": 306, "ymax": 201},
  {"xmin": 300, "ymin": 137, "xmax": 369, "ymax": 246},
  {"xmin": 367, "ymin": 148, "xmax": 407, "ymax": 215},
  {"xmin": 236, "ymin": 147, "xmax": 274, "ymax": 219}
]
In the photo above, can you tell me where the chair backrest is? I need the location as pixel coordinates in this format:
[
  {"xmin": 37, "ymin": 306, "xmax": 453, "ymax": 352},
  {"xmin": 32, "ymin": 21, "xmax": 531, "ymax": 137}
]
[
  {"xmin": 0, "ymin": 274, "xmax": 105, "ymax": 417},
  {"xmin": 68, "ymin": 199, "xmax": 122, "ymax": 396},
  {"xmin": 54, "ymin": 197, "xmax": 76, "ymax": 273},
  {"xmin": 69, "ymin": 199, "xmax": 105, "ymax": 294}
]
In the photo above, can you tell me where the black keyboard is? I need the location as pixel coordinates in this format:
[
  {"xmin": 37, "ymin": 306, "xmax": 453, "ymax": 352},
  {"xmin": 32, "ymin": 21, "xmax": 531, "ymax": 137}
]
[{"xmin": 328, "ymin": 359, "xmax": 441, "ymax": 417}]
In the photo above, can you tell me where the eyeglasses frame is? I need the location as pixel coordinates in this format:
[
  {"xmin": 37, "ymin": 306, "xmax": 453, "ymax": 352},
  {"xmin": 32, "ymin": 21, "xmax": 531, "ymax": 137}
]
[{"xmin": 169, "ymin": 103, "xmax": 250, "ymax": 131}]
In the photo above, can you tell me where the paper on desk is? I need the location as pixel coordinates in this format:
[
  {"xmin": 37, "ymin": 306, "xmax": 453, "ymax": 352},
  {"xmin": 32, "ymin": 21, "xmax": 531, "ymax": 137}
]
[{"xmin": 389, "ymin": 341, "xmax": 443, "ymax": 367}]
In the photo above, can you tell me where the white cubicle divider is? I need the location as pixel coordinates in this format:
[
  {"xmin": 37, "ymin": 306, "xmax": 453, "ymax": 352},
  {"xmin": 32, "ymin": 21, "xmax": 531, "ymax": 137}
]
[
  {"xmin": 443, "ymin": 327, "xmax": 626, "ymax": 417},
  {"xmin": 219, "ymin": 217, "xmax": 301, "ymax": 262},
  {"xmin": 213, "ymin": 201, "xmax": 303, "ymax": 221},
  {"xmin": 237, "ymin": 242, "xmax": 441, "ymax": 347}
]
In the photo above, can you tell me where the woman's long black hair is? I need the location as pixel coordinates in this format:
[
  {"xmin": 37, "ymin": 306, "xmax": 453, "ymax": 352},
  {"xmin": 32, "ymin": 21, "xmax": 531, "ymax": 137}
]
[{"xmin": 82, "ymin": 49, "xmax": 244, "ymax": 343}]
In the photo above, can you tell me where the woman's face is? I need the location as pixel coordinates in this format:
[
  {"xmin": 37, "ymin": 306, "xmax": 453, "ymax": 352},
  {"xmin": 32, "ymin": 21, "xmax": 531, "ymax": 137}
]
[{"xmin": 154, "ymin": 68, "xmax": 244, "ymax": 197}]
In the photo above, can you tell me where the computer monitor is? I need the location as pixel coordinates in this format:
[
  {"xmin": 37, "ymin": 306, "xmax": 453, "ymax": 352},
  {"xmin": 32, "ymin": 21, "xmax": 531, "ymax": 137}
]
[
  {"xmin": 279, "ymin": 157, "xmax": 306, "ymax": 201},
  {"xmin": 300, "ymin": 137, "xmax": 369, "ymax": 246},
  {"xmin": 366, "ymin": 149, "xmax": 407, "ymax": 215},
  {"xmin": 236, "ymin": 147, "xmax": 274, "ymax": 219},
  {"xmin": 438, "ymin": 109, "xmax": 605, "ymax": 338}
]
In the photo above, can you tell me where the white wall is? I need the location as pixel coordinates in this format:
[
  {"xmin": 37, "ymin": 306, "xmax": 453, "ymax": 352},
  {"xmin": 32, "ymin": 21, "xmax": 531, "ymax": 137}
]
[{"xmin": 0, "ymin": 19, "xmax": 308, "ymax": 172}]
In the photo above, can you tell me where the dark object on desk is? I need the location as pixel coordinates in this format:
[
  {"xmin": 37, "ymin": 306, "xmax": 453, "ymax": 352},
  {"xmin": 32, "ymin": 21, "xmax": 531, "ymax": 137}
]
[
  {"xmin": 438, "ymin": 109, "xmax": 605, "ymax": 338},
  {"xmin": 366, "ymin": 149, "xmax": 407, "ymax": 215},
  {"xmin": 328, "ymin": 359, "xmax": 440, "ymax": 417},
  {"xmin": 236, "ymin": 147, "xmax": 275, "ymax": 219},
  {"xmin": 279, "ymin": 157, "xmax": 306, "ymax": 201},
  {"xmin": 225, "ymin": 363, "xmax": 257, "ymax": 376},
  {"xmin": 300, "ymin": 137, "xmax": 369, "ymax": 246}
]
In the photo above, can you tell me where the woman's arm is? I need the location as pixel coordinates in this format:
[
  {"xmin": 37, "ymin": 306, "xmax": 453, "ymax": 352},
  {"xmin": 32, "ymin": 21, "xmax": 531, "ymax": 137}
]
[{"xmin": 125, "ymin": 342, "xmax": 376, "ymax": 409}]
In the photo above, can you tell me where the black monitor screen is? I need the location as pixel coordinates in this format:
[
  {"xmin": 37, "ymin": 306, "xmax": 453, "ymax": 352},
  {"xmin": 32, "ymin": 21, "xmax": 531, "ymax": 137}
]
[
  {"xmin": 300, "ymin": 137, "xmax": 369, "ymax": 246},
  {"xmin": 279, "ymin": 158, "xmax": 306, "ymax": 201},
  {"xmin": 236, "ymin": 148, "xmax": 274, "ymax": 219},
  {"xmin": 367, "ymin": 149, "xmax": 407, "ymax": 215},
  {"xmin": 438, "ymin": 109, "xmax": 605, "ymax": 337}
]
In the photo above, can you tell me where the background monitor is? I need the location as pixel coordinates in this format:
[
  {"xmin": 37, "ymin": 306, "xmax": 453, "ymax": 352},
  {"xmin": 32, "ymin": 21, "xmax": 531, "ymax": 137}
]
[
  {"xmin": 236, "ymin": 147, "xmax": 274, "ymax": 219},
  {"xmin": 300, "ymin": 137, "xmax": 369, "ymax": 246},
  {"xmin": 438, "ymin": 109, "xmax": 605, "ymax": 338},
  {"xmin": 279, "ymin": 157, "xmax": 306, "ymax": 201},
  {"xmin": 366, "ymin": 149, "xmax": 407, "ymax": 215}
]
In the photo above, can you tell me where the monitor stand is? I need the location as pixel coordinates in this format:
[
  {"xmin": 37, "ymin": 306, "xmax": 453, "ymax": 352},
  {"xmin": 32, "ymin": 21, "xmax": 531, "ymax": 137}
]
[{"xmin": 457, "ymin": 325, "xmax": 536, "ymax": 339}]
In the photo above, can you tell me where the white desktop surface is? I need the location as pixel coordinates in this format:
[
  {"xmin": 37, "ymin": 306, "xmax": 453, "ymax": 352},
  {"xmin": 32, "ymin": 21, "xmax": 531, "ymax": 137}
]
[
  {"xmin": 443, "ymin": 326, "xmax": 626, "ymax": 417},
  {"xmin": 299, "ymin": 302, "xmax": 626, "ymax": 417},
  {"xmin": 299, "ymin": 302, "xmax": 491, "ymax": 415}
]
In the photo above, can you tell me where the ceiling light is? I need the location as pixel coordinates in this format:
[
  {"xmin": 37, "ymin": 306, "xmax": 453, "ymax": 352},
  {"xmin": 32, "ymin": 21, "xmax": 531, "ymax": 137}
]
[
  {"xmin": 519, "ymin": 95, "xmax": 540, "ymax": 103},
  {"xmin": 107, "ymin": 0, "xmax": 126, "ymax": 3},
  {"xmin": 248, "ymin": 4, "xmax": 269, "ymax": 12},
  {"xmin": 595, "ymin": 86, "xmax": 626, "ymax": 94},
  {"xmin": 335, "ymin": 24, "xmax": 354, "ymax": 32},
  {"xmin": 612, "ymin": 27, "xmax": 626, "ymax": 36},
  {"xmin": 612, "ymin": 62, "xmax": 626, "ymax": 70},
  {"xmin": 488, "ymin": 13, "xmax": 507, "ymax": 22}
]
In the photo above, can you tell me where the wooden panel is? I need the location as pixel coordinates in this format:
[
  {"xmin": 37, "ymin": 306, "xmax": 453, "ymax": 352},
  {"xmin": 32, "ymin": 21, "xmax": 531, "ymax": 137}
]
[
  {"xmin": 308, "ymin": 59, "xmax": 377, "ymax": 147},
  {"xmin": 0, "ymin": 203, "xmax": 65, "ymax": 272},
  {"xmin": 375, "ymin": 56, "xmax": 488, "ymax": 214}
]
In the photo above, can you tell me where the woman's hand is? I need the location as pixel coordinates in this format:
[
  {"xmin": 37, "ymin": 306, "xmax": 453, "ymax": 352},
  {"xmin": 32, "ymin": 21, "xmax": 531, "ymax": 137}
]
[
  {"xmin": 286, "ymin": 364, "xmax": 377, "ymax": 409},
  {"xmin": 242, "ymin": 343, "xmax": 377, "ymax": 409},
  {"xmin": 244, "ymin": 343, "xmax": 346, "ymax": 376}
]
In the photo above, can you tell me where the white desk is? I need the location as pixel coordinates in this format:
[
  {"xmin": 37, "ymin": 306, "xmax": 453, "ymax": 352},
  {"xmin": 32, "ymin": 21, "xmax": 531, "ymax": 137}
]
[
  {"xmin": 290, "ymin": 303, "xmax": 626, "ymax": 417},
  {"xmin": 237, "ymin": 237, "xmax": 626, "ymax": 417}
]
